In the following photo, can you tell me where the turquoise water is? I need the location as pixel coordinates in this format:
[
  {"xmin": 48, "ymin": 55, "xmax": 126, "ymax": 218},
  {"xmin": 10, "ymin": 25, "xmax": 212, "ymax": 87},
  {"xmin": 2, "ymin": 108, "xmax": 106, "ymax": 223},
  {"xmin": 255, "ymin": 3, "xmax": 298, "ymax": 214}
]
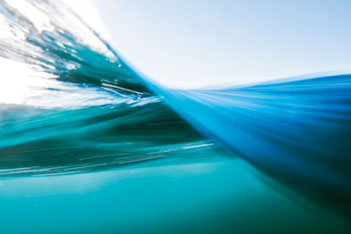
[
  {"xmin": 1, "ymin": 157, "xmax": 350, "ymax": 233},
  {"xmin": 0, "ymin": 1, "xmax": 351, "ymax": 233}
]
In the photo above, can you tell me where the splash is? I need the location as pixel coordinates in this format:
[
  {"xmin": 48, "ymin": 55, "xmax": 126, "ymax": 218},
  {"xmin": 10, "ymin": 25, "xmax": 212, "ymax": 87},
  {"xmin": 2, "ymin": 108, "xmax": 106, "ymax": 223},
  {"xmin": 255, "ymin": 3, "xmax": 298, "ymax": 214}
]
[{"xmin": 0, "ymin": 0, "xmax": 221, "ymax": 176}]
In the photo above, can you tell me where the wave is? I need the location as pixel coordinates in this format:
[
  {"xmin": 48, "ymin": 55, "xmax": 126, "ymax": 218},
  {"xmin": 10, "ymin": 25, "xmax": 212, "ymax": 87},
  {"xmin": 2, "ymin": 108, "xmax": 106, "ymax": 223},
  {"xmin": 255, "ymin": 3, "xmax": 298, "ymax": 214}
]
[
  {"xmin": 0, "ymin": 0, "xmax": 221, "ymax": 176},
  {"xmin": 155, "ymin": 74, "xmax": 351, "ymax": 211},
  {"xmin": 1, "ymin": 0, "xmax": 351, "ymax": 213}
]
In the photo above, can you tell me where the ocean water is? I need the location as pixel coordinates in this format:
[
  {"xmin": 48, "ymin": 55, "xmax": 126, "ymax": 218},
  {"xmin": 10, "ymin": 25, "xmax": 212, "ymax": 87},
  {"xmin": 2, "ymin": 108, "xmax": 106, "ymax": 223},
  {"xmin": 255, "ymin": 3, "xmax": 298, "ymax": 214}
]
[{"xmin": 0, "ymin": 0, "xmax": 351, "ymax": 233}]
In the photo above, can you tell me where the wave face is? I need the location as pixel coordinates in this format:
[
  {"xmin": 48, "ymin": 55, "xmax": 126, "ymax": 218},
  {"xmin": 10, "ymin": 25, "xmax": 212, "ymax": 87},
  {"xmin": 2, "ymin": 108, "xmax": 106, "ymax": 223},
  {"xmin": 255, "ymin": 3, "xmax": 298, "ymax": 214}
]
[
  {"xmin": 155, "ymin": 75, "xmax": 351, "ymax": 210},
  {"xmin": 0, "ymin": 0, "xmax": 221, "ymax": 176},
  {"xmin": 1, "ymin": 0, "xmax": 351, "ymax": 218}
]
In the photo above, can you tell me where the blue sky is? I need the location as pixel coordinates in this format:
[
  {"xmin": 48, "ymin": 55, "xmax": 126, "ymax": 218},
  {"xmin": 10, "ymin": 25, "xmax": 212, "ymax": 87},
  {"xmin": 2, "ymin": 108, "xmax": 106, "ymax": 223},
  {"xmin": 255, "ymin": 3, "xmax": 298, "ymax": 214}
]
[{"xmin": 83, "ymin": 0, "xmax": 351, "ymax": 88}]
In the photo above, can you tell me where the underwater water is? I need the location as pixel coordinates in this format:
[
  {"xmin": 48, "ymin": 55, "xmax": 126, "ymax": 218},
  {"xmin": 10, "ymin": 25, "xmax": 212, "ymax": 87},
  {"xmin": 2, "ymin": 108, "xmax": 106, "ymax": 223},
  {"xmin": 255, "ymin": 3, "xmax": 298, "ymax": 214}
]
[{"xmin": 0, "ymin": 0, "xmax": 351, "ymax": 233}]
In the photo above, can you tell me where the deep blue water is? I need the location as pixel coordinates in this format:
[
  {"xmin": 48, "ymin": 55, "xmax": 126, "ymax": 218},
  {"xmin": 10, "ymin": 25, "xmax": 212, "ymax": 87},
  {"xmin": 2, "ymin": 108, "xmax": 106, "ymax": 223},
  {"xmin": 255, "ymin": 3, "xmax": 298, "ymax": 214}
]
[{"xmin": 0, "ymin": 1, "xmax": 351, "ymax": 233}]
